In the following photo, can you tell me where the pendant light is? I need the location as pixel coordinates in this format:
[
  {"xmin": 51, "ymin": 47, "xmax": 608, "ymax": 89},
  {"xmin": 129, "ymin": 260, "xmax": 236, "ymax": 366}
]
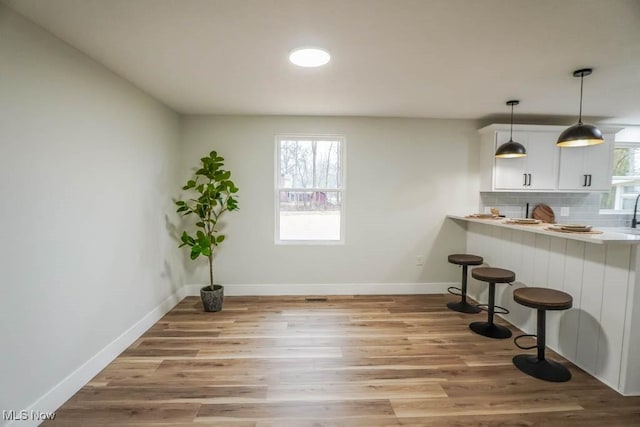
[
  {"xmin": 557, "ymin": 68, "xmax": 603, "ymax": 147},
  {"xmin": 495, "ymin": 100, "xmax": 527, "ymax": 158}
]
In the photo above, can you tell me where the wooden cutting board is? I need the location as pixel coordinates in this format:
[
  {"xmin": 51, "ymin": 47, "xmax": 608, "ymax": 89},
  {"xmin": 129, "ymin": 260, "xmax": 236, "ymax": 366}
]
[{"xmin": 532, "ymin": 204, "xmax": 556, "ymax": 224}]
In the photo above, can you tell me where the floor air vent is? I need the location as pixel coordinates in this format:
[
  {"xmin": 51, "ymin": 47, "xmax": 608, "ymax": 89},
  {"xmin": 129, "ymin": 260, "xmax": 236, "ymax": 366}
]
[{"xmin": 305, "ymin": 297, "xmax": 328, "ymax": 302}]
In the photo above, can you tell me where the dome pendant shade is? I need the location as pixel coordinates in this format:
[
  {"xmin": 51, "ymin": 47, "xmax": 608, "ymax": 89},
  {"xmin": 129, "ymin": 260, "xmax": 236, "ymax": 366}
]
[
  {"xmin": 495, "ymin": 100, "xmax": 527, "ymax": 158},
  {"xmin": 556, "ymin": 123, "xmax": 603, "ymax": 147},
  {"xmin": 495, "ymin": 140, "xmax": 527, "ymax": 158},
  {"xmin": 557, "ymin": 68, "xmax": 604, "ymax": 147}
]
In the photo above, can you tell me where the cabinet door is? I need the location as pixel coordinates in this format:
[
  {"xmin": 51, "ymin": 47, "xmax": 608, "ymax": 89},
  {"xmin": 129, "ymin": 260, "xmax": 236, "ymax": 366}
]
[
  {"xmin": 558, "ymin": 134, "xmax": 613, "ymax": 191},
  {"xmin": 583, "ymin": 134, "xmax": 614, "ymax": 191},
  {"xmin": 557, "ymin": 148, "xmax": 586, "ymax": 190},
  {"xmin": 494, "ymin": 131, "xmax": 558, "ymax": 190},
  {"xmin": 494, "ymin": 131, "xmax": 528, "ymax": 189},
  {"xmin": 526, "ymin": 132, "xmax": 559, "ymax": 190}
]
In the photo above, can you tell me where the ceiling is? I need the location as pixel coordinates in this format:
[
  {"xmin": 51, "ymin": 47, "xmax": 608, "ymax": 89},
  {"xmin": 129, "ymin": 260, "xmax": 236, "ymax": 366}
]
[{"xmin": 4, "ymin": 0, "xmax": 640, "ymax": 123}]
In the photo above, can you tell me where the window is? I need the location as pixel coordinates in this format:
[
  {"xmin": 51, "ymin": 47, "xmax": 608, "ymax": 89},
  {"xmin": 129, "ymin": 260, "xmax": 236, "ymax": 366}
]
[
  {"xmin": 601, "ymin": 127, "xmax": 640, "ymax": 211},
  {"xmin": 275, "ymin": 135, "xmax": 345, "ymax": 243}
]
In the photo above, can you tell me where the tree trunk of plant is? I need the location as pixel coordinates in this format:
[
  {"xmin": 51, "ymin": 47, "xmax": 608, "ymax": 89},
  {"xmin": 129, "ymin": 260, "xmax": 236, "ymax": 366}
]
[{"xmin": 208, "ymin": 254, "xmax": 214, "ymax": 290}]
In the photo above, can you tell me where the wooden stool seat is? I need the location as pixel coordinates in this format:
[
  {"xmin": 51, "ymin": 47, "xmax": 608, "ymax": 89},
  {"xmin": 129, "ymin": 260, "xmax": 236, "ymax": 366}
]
[
  {"xmin": 472, "ymin": 267, "xmax": 515, "ymax": 283},
  {"xmin": 446, "ymin": 254, "xmax": 483, "ymax": 314},
  {"xmin": 448, "ymin": 254, "xmax": 483, "ymax": 266},
  {"xmin": 513, "ymin": 287, "xmax": 572, "ymax": 311},
  {"xmin": 512, "ymin": 286, "xmax": 573, "ymax": 382}
]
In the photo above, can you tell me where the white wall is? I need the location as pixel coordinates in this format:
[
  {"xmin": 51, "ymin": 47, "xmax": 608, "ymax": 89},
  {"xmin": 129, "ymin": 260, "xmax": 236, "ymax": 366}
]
[
  {"xmin": 0, "ymin": 5, "xmax": 183, "ymax": 420},
  {"xmin": 180, "ymin": 115, "xmax": 479, "ymax": 287}
]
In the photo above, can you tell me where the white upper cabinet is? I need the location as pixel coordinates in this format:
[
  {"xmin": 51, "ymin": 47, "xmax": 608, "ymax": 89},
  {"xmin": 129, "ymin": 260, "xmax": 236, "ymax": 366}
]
[
  {"xmin": 480, "ymin": 125, "xmax": 560, "ymax": 192},
  {"xmin": 557, "ymin": 133, "xmax": 615, "ymax": 191},
  {"xmin": 494, "ymin": 130, "xmax": 558, "ymax": 190},
  {"xmin": 479, "ymin": 124, "xmax": 616, "ymax": 193}
]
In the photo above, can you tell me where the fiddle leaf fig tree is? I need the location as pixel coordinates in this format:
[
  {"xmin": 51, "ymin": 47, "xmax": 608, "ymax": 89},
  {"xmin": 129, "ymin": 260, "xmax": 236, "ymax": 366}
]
[{"xmin": 175, "ymin": 150, "xmax": 239, "ymax": 290}]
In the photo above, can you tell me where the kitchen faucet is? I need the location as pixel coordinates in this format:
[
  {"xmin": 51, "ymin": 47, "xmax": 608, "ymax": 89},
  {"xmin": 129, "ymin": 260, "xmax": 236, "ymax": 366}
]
[{"xmin": 633, "ymin": 193, "xmax": 640, "ymax": 228}]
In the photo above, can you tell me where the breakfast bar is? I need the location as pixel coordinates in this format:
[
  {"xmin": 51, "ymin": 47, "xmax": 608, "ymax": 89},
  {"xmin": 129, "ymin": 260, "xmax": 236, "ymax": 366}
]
[{"xmin": 448, "ymin": 215, "xmax": 640, "ymax": 395}]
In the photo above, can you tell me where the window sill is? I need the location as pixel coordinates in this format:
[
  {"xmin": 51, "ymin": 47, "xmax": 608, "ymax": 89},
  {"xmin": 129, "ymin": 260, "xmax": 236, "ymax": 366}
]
[
  {"xmin": 275, "ymin": 239, "xmax": 344, "ymax": 246},
  {"xmin": 599, "ymin": 209, "xmax": 633, "ymax": 215}
]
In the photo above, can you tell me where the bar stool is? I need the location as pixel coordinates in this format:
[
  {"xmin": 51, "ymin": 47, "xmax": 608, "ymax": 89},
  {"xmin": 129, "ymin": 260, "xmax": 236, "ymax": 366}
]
[
  {"xmin": 469, "ymin": 267, "xmax": 515, "ymax": 339},
  {"xmin": 512, "ymin": 287, "xmax": 573, "ymax": 382},
  {"xmin": 447, "ymin": 254, "xmax": 483, "ymax": 314}
]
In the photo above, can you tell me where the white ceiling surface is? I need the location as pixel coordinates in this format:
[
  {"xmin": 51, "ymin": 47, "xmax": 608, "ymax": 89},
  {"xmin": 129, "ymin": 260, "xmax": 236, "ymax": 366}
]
[{"xmin": 4, "ymin": 0, "xmax": 640, "ymax": 123}]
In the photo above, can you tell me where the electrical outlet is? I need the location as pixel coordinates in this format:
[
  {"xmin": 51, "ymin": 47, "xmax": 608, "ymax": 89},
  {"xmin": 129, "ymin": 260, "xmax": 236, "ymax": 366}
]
[
  {"xmin": 560, "ymin": 207, "xmax": 570, "ymax": 217},
  {"xmin": 416, "ymin": 255, "xmax": 425, "ymax": 266}
]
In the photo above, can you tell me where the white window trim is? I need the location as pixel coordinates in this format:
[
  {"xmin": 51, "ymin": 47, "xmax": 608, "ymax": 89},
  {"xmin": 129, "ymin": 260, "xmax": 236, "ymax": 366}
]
[{"xmin": 274, "ymin": 134, "xmax": 346, "ymax": 245}]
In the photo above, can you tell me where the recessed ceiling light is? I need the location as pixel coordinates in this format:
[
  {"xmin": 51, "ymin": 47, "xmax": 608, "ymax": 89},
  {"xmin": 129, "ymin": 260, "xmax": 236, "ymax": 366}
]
[{"xmin": 289, "ymin": 47, "xmax": 330, "ymax": 67}]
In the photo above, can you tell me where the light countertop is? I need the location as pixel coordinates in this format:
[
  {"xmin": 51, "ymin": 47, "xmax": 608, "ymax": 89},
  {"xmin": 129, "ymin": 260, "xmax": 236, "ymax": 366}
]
[{"xmin": 447, "ymin": 215, "xmax": 640, "ymax": 245}]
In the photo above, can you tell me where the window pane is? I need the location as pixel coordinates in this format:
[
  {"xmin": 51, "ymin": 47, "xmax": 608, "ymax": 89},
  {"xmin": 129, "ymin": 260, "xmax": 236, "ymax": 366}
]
[
  {"xmin": 603, "ymin": 143, "xmax": 640, "ymax": 210},
  {"xmin": 279, "ymin": 191, "xmax": 341, "ymax": 241},
  {"xmin": 314, "ymin": 140, "xmax": 341, "ymax": 189},
  {"xmin": 280, "ymin": 139, "xmax": 341, "ymax": 189},
  {"xmin": 613, "ymin": 146, "xmax": 640, "ymax": 176},
  {"xmin": 280, "ymin": 139, "xmax": 313, "ymax": 188}
]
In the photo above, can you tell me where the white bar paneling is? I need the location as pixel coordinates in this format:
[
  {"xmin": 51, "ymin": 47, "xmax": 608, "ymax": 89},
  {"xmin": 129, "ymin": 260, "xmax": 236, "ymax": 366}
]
[
  {"xmin": 545, "ymin": 236, "xmax": 568, "ymax": 351},
  {"xmin": 561, "ymin": 240, "xmax": 585, "ymax": 361},
  {"xmin": 533, "ymin": 234, "xmax": 551, "ymax": 287},
  {"xmin": 575, "ymin": 244, "xmax": 606, "ymax": 373},
  {"xmin": 620, "ymin": 246, "xmax": 640, "ymax": 395},
  {"xmin": 597, "ymin": 245, "xmax": 632, "ymax": 389}
]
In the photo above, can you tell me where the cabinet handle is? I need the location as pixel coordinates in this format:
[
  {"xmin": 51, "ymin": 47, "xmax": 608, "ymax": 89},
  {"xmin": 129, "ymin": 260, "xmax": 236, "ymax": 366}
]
[
  {"xmin": 583, "ymin": 174, "xmax": 588, "ymax": 187},
  {"xmin": 523, "ymin": 173, "xmax": 527, "ymax": 186},
  {"xmin": 587, "ymin": 174, "xmax": 592, "ymax": 187},
  {"xmin": 528, "ymin": 174, "xmax": 532, "ymax": 186}
]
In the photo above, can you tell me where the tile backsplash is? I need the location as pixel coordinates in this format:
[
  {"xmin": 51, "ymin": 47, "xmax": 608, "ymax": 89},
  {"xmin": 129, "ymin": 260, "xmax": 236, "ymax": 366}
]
[{"xmin": 480, "ymin": 192, "xmax": 632, "ymax": 227}]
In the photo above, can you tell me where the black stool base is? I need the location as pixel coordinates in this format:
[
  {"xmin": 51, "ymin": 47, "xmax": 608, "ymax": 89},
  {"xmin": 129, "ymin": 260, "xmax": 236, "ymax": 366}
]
[
  {"xmin": 447, "ymin": 301, "xmax": 481, "ymax": 314},
  {"xmin": 469, "ymin": 321, "xmax": 512, "ymax": 339},
  {"xmin": 513, "ymin": 354, "xmax": 571, "ymax": 382}
]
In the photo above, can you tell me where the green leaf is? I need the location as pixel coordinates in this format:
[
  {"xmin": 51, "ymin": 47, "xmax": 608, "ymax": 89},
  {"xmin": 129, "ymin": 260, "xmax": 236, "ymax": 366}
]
[
  {"xmin": 196, "ymin": 230, "xmax": 205, "ymax": 239},
  {"xmin": 216, "ymin": 235, "xmax": 225, "ymax": 243},
  {"xmin": 227, "ymin": 196, "xmax": 238, "ymax": 210},
  {"xmin": 190, "ymin": 245, "xmax": 201, "ymax": 260},
  {"xmin": 198, "ymin": 235, "xmax": 211, "ymax": 247},
  {"xmin": 195, "ymin": 221, "xmax": 204, "ymax": 227},
  {"xmin": 201, "ymin": 246, "xmax": 212, "ymax": 256},
  {"xmin": 209, "ymin": 150, "xmax": 218, "ymax": 158},
  {"xmin": 177, "ymin": 206, "xmax": 189, "ymax": 213}
]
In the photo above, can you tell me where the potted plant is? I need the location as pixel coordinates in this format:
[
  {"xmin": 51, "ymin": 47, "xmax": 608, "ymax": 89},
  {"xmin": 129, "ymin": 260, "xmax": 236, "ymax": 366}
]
[{"xmin": 175, "ymin": 150, "xmax": 239, "ymax": 312}]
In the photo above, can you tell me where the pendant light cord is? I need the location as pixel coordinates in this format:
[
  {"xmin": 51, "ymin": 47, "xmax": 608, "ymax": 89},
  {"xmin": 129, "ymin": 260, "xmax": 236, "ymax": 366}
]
[
  {"xmin": 509, "ymin": 102, "xmax": 514, "ymax": 141},
  {"xmin": 578, "ymin": 72, "xmax": 584, "ymax": 125}
]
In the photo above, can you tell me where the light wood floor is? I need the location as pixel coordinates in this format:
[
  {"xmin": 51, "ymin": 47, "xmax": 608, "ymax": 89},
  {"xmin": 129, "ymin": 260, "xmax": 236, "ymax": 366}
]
[{"xmin": 45, "ymin": 295, "xmax": 640, "ymax": 426}]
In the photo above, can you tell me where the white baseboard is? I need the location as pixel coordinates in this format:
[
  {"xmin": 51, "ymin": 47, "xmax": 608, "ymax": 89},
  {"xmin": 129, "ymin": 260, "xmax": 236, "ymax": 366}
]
[
  {"xmin": 183, "ymin": 282, "xmax": 455, "ymax": 296},
  {"xmin": 7, "ymin": 290, "xmax": 184, "ymax": 427}
]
